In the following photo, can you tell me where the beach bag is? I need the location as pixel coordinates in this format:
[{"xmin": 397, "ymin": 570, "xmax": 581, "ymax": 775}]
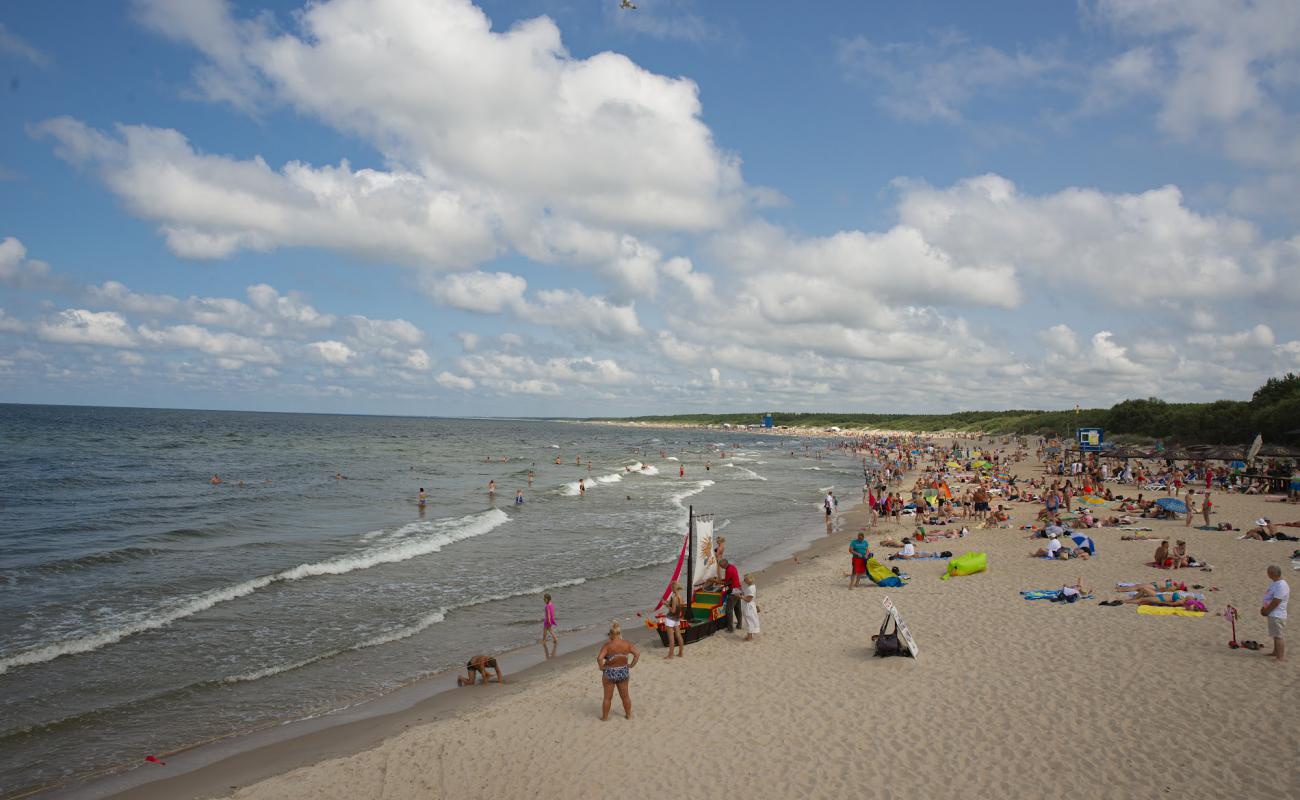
[{"xmin": 871, "ymin": 614, "xmax": 904, "ymax": 658}]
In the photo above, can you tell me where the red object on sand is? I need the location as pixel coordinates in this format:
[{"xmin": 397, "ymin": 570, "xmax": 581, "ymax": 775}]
[
  {"xmin": 144, "ymin": 755, "xmax": 166, "ymax": 765},
  {"xmin": 1225, "ymin": 605, "xmax": 1239, "ymax": 648}
]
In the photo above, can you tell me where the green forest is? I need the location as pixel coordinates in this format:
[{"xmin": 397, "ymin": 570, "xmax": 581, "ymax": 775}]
[{"xmin": 593, "ymin": 374, "xmax": 1300, "ymax": 445}]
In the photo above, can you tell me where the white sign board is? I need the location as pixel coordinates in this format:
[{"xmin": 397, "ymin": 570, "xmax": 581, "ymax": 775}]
[{"xmin": 881, "ymin": 596, "xmax": 918, "ymax": 658}]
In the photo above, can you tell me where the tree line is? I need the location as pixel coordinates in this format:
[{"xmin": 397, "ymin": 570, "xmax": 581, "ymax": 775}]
[{"xmin": 597, "ymin": 374, "xmax": 1300, "ymax": 445}]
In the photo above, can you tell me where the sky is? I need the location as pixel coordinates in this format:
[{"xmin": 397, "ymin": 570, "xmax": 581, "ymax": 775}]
[{"xmin": 1, "ymin": 0, "xmax": 1298, "ymax": 417}]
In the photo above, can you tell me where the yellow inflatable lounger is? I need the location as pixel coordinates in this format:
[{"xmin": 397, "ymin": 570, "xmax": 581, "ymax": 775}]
[
  {"xmin": 865, "ymin": 556, "xmax": 905, "ymax": 588},
  {"xmin": 1136, "ymin": 605, "xmax": 1206, "ymax": 618},
  {"xmin": 940, "ymin": 552, "xmax": 986, "ymax": 580}
]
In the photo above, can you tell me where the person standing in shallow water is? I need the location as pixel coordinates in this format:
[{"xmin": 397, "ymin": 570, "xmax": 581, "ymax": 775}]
[{"xmin": 597, "ymin": 622, "xmax": 639, "ymax": 720}]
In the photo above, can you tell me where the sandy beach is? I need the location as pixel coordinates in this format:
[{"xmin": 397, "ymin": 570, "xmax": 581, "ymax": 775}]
[{"xmin": 105, "ymin": 442, "xmax": 1299, "ymax": 800}]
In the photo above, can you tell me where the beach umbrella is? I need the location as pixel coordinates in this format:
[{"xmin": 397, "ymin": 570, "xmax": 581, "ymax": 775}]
[
  {"xmin": 1079, "ymin": 495, "xmax": 1106, "ymax": 505},
  {"xmin": 1154, "ymin": 497, "xmax": 1187, "ymax": 513},
  {"xmin": 1070, "ymin": 533, "xmax": 1096, "ymax": 555},
  {"xmin": 1246, "ymin": 434, "xmax": 1262, "ymax": 466},
  {"xmin": 946, "ymin": 460, "xmax": 960, "ymax": 468},
  {"xmin": 1229, "ymin": 460, "xmax": 1246, "ymax": 470}
]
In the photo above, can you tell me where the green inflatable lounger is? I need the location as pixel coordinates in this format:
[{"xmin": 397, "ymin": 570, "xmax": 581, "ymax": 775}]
[{"xmin": 940, "ymin": 552, "xmax": 986, "ymax": 580}]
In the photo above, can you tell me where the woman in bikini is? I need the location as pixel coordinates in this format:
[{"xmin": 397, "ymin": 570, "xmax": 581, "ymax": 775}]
[
  {"xmin": 1171, "ymin": 540, "xmax": 1191, "ymax": 568},
  {"xmin": 663, "ymin": 582, "xmax": 685, "ymax": 659},
  {"xmin": 596, "ymin": 621, "xmax": 640, "ymax": 720}
]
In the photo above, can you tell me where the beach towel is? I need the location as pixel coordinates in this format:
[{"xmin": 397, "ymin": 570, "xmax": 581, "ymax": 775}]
[
  {"xmin": 1137, "ymin": 606, "xmax": 1206, "ymax": 618},
  {"xmin": 1120, "ymin": 527, "xmax": 1154, "ymax": 532},
  {"xmin": 1021, "ymin": 590, "xmax": 1094, "ymax": 601}
]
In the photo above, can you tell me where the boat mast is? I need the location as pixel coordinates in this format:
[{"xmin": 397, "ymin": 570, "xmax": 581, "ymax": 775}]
[{"xmin": 686, "ymin": 505, "xmax": 694, "ymax": 606}]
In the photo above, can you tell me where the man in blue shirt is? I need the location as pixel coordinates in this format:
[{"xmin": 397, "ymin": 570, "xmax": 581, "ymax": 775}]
[{"xmin": 849, "ymin": 532, "xmax": 871, "ymax": 589}]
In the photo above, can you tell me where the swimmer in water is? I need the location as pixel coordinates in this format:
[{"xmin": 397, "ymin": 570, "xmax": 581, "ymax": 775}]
[
  {"xmin": 488, "ymin": 480, "xmax": 496, "ymax": 496},
  {"xmin": 418, "ymin": 487, "xmax": 427, "ymax": 508},
  {"xmin": 515, "ymin": 489, "xmax": 524, "ymax": 505},
  {"xmin": 578, "ymin": 478, "xmax": 585, "ymax": 496},
  {"xmin": 576, "ymin": 455, "xmax": 582, "ymax": 466},
  {"xmin": 211, "ymin": 474, "xmax": 222, "ymax": 485},
  {"xmin": 528, "ymin": 470, "xmax": 534, "ymax": 486},
  {"xmin": 554, "ymin": 456, "xmax": 561, "ymax": 465},
  {"xmin": 335, "ymin": 472, "xmax": 346, "ymax": 480}
]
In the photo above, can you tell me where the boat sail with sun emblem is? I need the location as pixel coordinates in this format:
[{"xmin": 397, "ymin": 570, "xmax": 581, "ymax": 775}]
[{"xmin": 649, "ymin": 506, "xmax": 729, "ymax": 645}]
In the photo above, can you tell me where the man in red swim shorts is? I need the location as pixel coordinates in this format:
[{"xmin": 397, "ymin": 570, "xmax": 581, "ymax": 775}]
[{"xmin": 849, "ymin": 532, "xmax": 870, "ymax": 589}]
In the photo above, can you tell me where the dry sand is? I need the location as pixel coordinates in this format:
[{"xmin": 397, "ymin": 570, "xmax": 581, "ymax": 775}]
[{"xmin": 125, "ymin": 447, "xmax": 1299, "ymax": 800}]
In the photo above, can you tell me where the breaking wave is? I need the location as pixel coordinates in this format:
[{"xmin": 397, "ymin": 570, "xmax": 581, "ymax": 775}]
[{"xmin": 0, "ymin": 509, "xmax": 510, "ymax": 676}]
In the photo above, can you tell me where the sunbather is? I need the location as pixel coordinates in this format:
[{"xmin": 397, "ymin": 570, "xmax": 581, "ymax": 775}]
[
  {"xmin": 1031, "ymin": 533, "xmax": 1063, "ymax": 558},
  {"xmin": 1117, "ymin": 586, "xmax": 1185, "ymax": 605},
  {"xmin": 1116, "ymin": 579, "xmax": 1187, "ymax": 593},
  {"xmin": 1244, "ymin": 519, "xmax": 1299, "ymax": 540},
  {"xmin": 1053, "ymin": 577, "xmax": 1091, "ymax": 602}
]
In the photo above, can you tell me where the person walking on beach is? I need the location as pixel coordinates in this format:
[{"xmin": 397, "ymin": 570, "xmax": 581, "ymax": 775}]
[
  {"xmin": 597, "ymin": 622, "xmax": 640, "ymax": 720},
  {"xmin": 740, "ymin": 574, "xmax": 760, "ymax": 641},
  {"xmin": 1260, "ymin": 565, "xmax": 1288, "ymax": 662},
  {"xmin": 664, "ymin": 582, "xmax": 685, "ymax": 659},
  {"xmin": 849, "ymin": 532, "xmax": 870, "ymax": 589},
  {"xmin": 541, "ymin": 593, "xmax": 558, "ymax": 658},
  {"xmin": 1201, "ymin": 491, "xmax": 1213, "ymax": 526}
]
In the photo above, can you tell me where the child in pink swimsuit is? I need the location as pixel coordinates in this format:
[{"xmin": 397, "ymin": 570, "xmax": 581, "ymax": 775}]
[{"xmin": 541, "ymin": 594, "xmax": 558, "ymax": 658}]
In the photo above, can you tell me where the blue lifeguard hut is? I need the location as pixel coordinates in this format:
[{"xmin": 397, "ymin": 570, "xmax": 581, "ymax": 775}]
[{"xmin": 762, "ymin": 413, "xmax": 773, "ymax": 429}]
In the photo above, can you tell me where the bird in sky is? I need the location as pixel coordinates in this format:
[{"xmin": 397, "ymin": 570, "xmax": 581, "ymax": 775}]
[{"xmin": 620, "ymin": 0, "xmax": 637, "ymax": 9}]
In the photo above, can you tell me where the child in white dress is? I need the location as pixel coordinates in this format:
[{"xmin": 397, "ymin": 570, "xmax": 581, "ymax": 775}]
[{"xmin": 740, "ymin": 573, "xmax": 760, "ymax": 641}]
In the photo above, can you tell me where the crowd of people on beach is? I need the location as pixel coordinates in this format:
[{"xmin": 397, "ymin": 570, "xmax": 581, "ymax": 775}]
[{"xmin": 448, "ymin": 430, "xmax": 1292, "ymax": 725}]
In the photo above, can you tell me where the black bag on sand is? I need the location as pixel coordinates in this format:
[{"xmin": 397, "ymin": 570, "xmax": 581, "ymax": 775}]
[{"xmin": 871, "ymin": 614, "xmax": 904, "ymax": 658}]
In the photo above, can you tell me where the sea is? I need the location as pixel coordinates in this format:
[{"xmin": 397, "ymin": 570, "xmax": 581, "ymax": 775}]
[{"xmin": 0, "ymin": 405, "xmax": 863, "ymax": 796}]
